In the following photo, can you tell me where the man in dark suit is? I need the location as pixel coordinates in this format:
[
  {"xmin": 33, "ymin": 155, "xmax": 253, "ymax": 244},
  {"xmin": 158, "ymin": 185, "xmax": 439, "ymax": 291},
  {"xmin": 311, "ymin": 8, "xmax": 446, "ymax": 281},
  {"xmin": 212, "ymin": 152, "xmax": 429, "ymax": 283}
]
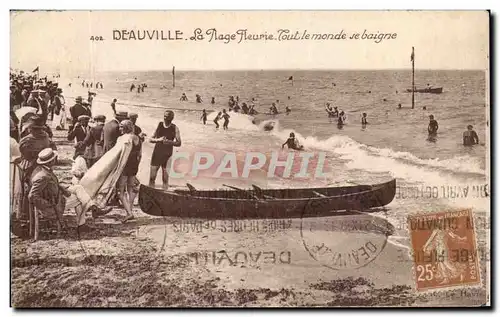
[
  {"xmin": 103, "ymin": 111, "xmax": 128, "ymax": 153},
  {"xmin": 69, "ymin": 96, "xmax": 92, "ymax": 129},
  {"xmin": 84, "ymin": 115, "xmax": 106, "ymax": 167},
  {"xmin": 28, "ymin": 148, "xmax": 68, "ymax": 240}
]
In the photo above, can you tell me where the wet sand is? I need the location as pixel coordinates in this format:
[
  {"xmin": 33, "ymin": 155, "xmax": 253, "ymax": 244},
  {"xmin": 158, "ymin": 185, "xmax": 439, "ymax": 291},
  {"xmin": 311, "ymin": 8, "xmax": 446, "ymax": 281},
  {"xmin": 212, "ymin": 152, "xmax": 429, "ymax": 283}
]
[{"xmin": 10, "ymin": 94, "xmax": 489, "ymax": 307}]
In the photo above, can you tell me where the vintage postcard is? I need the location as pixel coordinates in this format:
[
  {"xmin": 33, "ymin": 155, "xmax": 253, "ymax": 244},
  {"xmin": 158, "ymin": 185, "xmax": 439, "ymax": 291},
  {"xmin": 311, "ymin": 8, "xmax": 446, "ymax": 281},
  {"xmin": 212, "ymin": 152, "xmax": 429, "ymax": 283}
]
[{"xmin": 9, "ymin": 10, "xmax": 490, "ymax": 307}]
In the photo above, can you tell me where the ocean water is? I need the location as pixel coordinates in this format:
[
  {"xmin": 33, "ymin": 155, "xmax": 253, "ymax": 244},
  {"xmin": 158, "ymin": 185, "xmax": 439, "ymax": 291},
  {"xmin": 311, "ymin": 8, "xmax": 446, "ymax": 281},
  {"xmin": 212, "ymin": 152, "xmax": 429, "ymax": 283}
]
[{"xmin": 63, "ymin": 69, "xmax": 490, "ymax": 241}]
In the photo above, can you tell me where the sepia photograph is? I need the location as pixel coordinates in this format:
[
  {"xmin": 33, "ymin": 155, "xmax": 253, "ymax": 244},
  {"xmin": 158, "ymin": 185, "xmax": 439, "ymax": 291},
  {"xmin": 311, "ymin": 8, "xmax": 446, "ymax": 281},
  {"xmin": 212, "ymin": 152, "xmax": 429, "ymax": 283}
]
[{"xmin": 9, "ymin": 10, "xmax": 490, "ymax": 308}]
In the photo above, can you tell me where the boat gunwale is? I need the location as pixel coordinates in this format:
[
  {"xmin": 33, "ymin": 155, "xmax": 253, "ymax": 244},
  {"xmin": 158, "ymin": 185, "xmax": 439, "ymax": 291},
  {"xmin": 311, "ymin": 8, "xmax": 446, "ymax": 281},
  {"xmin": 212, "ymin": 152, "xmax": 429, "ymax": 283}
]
[{"xmin": 141, "ymin": 180, "xmax": 395, "ymax": 203}]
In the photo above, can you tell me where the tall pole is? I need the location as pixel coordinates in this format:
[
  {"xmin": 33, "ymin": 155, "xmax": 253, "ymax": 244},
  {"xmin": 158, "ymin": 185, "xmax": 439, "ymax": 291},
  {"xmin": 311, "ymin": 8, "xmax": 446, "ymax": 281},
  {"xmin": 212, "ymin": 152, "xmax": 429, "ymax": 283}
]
[
  {"xmin": 172, "ymin": 66, "xmax": 176, "ymax": 88},
  {"xmin": 411, "ymin": 46, "xmax": 415, "ymax": 109}
]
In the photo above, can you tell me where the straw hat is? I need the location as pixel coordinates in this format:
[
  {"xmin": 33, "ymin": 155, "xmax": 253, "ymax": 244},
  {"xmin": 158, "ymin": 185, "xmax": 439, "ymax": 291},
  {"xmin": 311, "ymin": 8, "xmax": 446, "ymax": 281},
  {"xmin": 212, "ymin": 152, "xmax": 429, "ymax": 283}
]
[
  {"xmin": 36, "ymin": 148, "xmax": 58, "ymax": 165},
  {"xmin": 78, "ymin": 115, "xmax": 91, "ymax": 122}
]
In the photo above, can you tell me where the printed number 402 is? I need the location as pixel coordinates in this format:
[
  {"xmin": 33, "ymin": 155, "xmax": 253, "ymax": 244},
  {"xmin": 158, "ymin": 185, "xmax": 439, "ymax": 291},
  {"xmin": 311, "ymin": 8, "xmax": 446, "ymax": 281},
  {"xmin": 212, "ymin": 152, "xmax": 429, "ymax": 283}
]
[
  {"xmin": 417, "ymin": 264, "xmax": 435, "ymax": 281},
  {"xmin": 90, "ymin": 36, "xmax": 104, "ymax": 41}
]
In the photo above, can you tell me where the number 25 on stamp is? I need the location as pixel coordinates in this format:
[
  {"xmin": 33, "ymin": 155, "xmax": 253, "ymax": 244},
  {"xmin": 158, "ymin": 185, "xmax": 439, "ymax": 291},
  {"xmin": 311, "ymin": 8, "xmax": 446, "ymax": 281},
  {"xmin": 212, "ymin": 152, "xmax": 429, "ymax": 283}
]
[{"xmin": 407, "ymin": 209, "xmax": 481, "ymax": 292}]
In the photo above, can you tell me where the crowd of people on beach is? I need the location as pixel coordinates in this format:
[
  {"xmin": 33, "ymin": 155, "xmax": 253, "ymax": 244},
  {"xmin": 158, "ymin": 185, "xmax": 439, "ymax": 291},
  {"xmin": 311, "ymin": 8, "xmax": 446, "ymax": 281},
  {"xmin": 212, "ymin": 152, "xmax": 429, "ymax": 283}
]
[{"xmin": 10, "ymin": 70, "xmax": 182, "ymax": 240}]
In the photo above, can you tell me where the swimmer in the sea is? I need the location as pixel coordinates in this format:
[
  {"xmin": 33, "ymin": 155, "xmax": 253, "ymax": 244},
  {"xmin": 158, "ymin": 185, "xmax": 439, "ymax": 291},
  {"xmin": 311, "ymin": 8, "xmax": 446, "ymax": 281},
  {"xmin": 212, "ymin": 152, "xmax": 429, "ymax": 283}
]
[
  {"xmin": 282, "ymin": 132, "xmax": 303, "ymax": 150},
  {"xmin": 463, "ymin": 125, "xmax": 479, "ymax": 146}
]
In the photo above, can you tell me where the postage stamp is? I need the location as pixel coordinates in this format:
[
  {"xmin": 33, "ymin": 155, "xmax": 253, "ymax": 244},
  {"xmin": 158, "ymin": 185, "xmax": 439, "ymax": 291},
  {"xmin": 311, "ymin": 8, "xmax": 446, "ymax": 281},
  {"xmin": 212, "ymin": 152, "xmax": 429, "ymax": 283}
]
[{"xmin": 407, "ymin": 209, "xmax": 482, "ymax": 292}]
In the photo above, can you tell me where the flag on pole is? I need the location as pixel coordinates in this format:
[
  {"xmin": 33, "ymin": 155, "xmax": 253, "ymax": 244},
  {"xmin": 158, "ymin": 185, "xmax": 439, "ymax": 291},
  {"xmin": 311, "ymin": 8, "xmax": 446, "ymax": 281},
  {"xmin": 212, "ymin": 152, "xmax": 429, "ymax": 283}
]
[
  {"xmin": 410, "ymin": 47, "xmax": 414, "ymax": 62},
  {"xmin": 32, "ymin": 66, "xmax": 39, "ymax": 73},
  {"xmin": 172, "ymin": 66, "xmax": 175, "ymax": 76}
]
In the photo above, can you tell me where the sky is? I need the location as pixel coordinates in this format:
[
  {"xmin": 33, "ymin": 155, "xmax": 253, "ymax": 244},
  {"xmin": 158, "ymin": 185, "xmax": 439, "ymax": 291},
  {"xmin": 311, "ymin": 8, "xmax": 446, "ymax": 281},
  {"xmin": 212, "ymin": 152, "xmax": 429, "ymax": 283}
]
[{"xmin": 10, "ymin": 10, "xmax": 489, "ymax": 74}]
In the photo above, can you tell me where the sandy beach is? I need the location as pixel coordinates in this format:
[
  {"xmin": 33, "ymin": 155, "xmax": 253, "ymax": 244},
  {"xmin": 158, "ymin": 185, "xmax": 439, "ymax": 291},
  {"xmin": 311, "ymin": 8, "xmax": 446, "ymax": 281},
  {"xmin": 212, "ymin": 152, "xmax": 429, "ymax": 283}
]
[{"xmin": 10, "ymin": 94, "xmax": 489, "ymax": 307}]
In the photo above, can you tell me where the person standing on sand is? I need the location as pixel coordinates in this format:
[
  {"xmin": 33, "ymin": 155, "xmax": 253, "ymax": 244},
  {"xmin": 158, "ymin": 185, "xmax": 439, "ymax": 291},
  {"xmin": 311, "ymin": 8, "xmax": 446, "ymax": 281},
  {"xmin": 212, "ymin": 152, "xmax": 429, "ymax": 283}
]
[
  {"xmin": 111, "ymin": 98, "xmax": 117, "ymax": 115},
  {"xmin": 213, "ymin": 112, "xmax": 221, "ymax": 129},
  {"xmin": 129, "ymin": 113, "xmax": 146, "ymax": 143},
  {"xmin": 69, "ymin": 96, "xmax": 91, "ymax": 129},
  {"xmin": 52, "ymin": 88, "xmax": 66, "ymax": 130},
  {"xmin": 103, "ymin": 111, "xmax": 128, "ymax": 153},
  {"xmin": 222, "ymin": 109, "xmax": 230, "ymax": 130},
  {"xmin": 118, "ymin": 120, "xmax": 142, "ymax": 223},
  {"xmin": 149, "ymin": 110, "xmax": 182, "ymax": 190},
  {"xmin": 83, "ymin": 115, "xmax": 106, "ymax": 168},
  {"xmin": 67, "ymin": 115, "xmax": 91, "ymax": 159},
  {"xmin": 201, "ymin": 109, "xmax": 207, "ymax": 125}
]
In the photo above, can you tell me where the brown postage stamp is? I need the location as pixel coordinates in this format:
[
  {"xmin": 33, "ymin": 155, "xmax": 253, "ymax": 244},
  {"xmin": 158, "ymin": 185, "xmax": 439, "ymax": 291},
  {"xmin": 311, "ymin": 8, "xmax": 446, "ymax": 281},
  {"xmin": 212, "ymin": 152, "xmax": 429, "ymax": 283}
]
[{"xmin": 407, "ymin": 209, "xmax": 481, "ymax": 292}]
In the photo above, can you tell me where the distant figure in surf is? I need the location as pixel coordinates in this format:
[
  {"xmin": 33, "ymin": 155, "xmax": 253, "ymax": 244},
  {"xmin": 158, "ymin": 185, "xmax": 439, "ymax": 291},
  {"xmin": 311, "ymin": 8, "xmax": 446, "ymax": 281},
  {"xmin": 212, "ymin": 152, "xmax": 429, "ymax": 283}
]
[
  {"xmin": 130, "ymin": 84, "xmax": 135, "ymax": 92},
  {"xmin": 270, "ymin": 103, "xmax": 278, "ymax": 115},
  {"xmin": 325, "ymin": 103, "xmax": 335, "ymax": 118},
  {"xmin": 398, "ymin": 103, "xmax": 402, "ymax": 109},
  {"xmin": 222, "ymin": 109, "xmax": 230, "ymax": 130},
  {"xmin": 249, "ymin": 104, "xmax": 257, "ymax": 115},
  {"xmin": 282, "ymin": 132, "xmax": 303, "ymax": 151},
  {"xmin": 180, "ymin": 93, "xmax": 188, "ymax": 101},
  {"xmin": 463, "ymin": 125, "xmax": 479, "ymax": 146},
  {"xmin": 211, "ymin": 97, "xmax": 215, "ymax": 105},
  {"xmin": 428, "ymin": 115, "xmax": 439, "ymax": 135},
  {"xmin": 233, "ymin": 103, "xmax": 241, "ymax": 113},
  {"xmin": 241, "ymin": 103, "xmax": 249, "ymax": 114},
  {"xmin": 90, "ymin": 82, "xmax": 93, "ymax": 88},
  {"xmin": 137, "ymin": 86, "xmax": 141, "ymax": 94},
  {"xmin": 196, "ymin": 94, "xmax": 203, "ymax": 103},
  {"xmin": 201, "ymin": 109, "xmax": 207, "ymax": 125},
  {"xmin": 288, "ymin": 96, "xmax": 291, "ymax": 100},
  {"xmin": 361, "ymin": 113, "xmax": 368, "ymax": 125},
  {"xmin": 213, "ymin": 112, "xmax": 221, "ymax": 129},
  {"xmin": 423, "ymin": 106, "xmax": 427, "ymax": 110},
  {"xmin": 286, "ymin": 106, "xmax": 291, "ymax": 115},
  {"xmin": 86, "ymin": 82, "xmax": 89, "ymax": 88}
]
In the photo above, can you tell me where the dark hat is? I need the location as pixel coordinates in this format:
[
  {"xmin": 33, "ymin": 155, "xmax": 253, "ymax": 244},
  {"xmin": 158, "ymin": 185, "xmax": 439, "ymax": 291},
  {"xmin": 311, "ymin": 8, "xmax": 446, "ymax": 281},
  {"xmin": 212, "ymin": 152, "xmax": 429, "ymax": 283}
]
[
  {"xmin": 94, "ymin": 114, "xmax": 106, "ymax": 121},
  {"xmin": 129, "ymin": 113, "xmax": 138, "ymax": 119},
  {"xmin": 76, "ymin": 96, "xmax": 83, "ymax": 102},
  {"xmin": 26, "ymin": 115, "xmax": 45, "ymax": 129},
  {"xmin": 116, "ymin": 111, "xmax": 128, "ymax": 119},
  {"xmin": 57, "ymin": 88, "xmax": 63, "ymax": 92}
]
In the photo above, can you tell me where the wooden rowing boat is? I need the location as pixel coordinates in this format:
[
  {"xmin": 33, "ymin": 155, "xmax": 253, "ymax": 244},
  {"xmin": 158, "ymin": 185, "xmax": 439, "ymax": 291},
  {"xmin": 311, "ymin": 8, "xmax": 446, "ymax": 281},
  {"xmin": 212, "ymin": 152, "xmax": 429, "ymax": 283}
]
[{"xmin": 138, "ymin": 179, "xmax": 396, "ymax": 219}]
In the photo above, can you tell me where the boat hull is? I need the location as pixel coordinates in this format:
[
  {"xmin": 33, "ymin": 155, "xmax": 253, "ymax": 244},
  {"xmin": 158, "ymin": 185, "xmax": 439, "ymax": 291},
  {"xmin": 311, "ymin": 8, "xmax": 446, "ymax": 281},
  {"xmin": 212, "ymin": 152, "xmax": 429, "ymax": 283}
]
[{"xmin": 138, "ymin": 180, "xmax": 396, "ymax": 219}]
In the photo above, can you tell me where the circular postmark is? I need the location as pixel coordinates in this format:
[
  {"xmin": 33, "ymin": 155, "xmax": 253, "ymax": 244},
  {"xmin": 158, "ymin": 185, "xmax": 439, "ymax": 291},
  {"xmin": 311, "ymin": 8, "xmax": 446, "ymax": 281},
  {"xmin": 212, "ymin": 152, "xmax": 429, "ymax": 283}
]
[
  {"xmin": 77, "ymin": 185, "xmax": 168, "ymax": 267},
  {"xmin": 300, "ymin": 196, "xmax": 394, "ymax": 270}
]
